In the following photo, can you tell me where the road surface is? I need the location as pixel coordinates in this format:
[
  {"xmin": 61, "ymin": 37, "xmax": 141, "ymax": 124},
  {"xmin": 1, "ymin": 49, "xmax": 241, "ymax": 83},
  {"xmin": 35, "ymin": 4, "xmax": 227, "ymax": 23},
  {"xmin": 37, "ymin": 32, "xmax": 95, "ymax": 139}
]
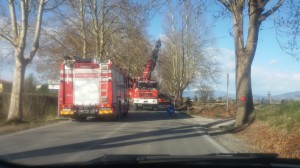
[{"xmin": 0, "ymin": 111, "xmax": 229, "ymax": 165}]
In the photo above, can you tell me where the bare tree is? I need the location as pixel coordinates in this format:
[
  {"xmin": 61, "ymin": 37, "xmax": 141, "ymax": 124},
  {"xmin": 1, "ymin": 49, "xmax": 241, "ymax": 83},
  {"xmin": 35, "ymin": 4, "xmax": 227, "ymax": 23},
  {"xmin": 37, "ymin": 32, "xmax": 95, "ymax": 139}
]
[
  {"xmin": 0, "ymin": 0, "xmax": 48, "ymax": 121},
  {"xmin": 158, "ymin": 1, "xmax": 219, "ymax": 105},
  {"xmin": 217, "ymin": 0, "xmax": 293, "ymax": 127},
  {"xmin": 38, "ymin": 0, "xmax": 160, "ymax": 79},
  {"xmin": 196, "ymin": 84, "xmax": 214, "ymax": 103},
  {"xmin": 79, "ymin": 0, "xmax": 87, "ymax": 58}
]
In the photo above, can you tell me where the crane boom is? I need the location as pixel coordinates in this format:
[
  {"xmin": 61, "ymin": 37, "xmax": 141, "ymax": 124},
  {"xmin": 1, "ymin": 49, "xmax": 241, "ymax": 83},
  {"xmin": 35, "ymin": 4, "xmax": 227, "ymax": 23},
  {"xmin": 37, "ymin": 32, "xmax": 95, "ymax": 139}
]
[{"xmin": 143, "ymin": 39, "xmax": 161, "ymax": 80}]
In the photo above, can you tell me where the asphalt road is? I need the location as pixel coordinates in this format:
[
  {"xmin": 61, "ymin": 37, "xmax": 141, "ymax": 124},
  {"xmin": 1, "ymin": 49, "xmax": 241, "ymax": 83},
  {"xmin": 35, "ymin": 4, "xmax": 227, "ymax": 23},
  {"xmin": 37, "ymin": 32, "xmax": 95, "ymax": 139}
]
[{"xmin": 0, "ymin": 111, "xmax": 229, "ymax": 165}]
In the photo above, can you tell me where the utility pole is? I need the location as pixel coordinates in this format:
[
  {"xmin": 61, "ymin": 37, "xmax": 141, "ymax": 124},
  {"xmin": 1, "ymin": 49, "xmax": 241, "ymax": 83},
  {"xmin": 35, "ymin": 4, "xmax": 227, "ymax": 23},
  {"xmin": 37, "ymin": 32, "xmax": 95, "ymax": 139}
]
[
  {"xmin": 268, "ymin": 91, "xmax": 271, "ymax": 105},
  {"xmin": 226, "ymin": 73, "xmax": 229, "ymax": 112}
]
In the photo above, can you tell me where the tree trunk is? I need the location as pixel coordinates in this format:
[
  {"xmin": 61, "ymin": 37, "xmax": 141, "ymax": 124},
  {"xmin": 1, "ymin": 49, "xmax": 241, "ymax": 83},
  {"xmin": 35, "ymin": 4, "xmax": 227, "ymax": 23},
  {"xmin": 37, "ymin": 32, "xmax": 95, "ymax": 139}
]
[
  {"xmin": 235, "ymin": 54, "xmax": 254, "ymax": 127},
  {"xmin": 92, "ymin": 0, "xmax": 100, "ymax": 58},
  {"xmin": 218, "ymin": 0, "xmax": 283, "ymax": 128},
  {"xmin": 7, "ymin": 53, "xmax": 26, "ymax": 121},
  {"xmin": 231, "ymin": 1, "xmax": 256, "ymax": 128},
  {"xmin": 175, "ymin": 90, "xmax": 184, "ymax": 106},
  {"xmin": 80, "ymin": 0, "xmax": 87, "ymax": 59},
  {"xmin": 99, "ymin": 0, "xmax": 105, "ymax": 61}
]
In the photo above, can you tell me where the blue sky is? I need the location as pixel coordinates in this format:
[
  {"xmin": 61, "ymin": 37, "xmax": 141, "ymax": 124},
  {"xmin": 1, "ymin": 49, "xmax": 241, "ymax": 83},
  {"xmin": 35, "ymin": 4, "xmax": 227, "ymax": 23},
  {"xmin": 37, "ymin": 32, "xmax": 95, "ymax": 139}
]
[
  {"xmin": 1, "ymin": 1, "xmax": 299, "ymax": 96},
  {"xmin": 147, "ymin": 3, "xmax": 300, "ymax": 96}
]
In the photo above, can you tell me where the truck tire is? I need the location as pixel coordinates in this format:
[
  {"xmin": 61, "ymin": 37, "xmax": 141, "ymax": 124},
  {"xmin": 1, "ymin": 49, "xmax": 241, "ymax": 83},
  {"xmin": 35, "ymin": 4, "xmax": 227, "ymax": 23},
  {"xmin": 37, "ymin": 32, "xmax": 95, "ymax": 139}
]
[
  {"xmin": 76, "ymin": 116, "xmax": 86, "ymax": 122},
  {"xmin": 152, "ymin": 106, "xmax": 158, "ymax": 111},
  {"xmin": 113, "ymin": 112, "xmax": 120, "ymax": 121},
  {"xmin": 134, "ymin": 104, "xmax": 138, "ymax": 111},
  {"xmin": 122, "ymin": 111, "xmax": 128, "ymax": 118}
]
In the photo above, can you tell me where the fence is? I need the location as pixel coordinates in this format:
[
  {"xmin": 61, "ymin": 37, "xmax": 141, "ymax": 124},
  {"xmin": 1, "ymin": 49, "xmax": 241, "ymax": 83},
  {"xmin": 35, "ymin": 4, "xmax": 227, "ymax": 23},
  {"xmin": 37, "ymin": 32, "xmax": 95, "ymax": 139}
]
[{"xmin": 0, "ymin": 93, "xmax": 58, "ymax": 121}]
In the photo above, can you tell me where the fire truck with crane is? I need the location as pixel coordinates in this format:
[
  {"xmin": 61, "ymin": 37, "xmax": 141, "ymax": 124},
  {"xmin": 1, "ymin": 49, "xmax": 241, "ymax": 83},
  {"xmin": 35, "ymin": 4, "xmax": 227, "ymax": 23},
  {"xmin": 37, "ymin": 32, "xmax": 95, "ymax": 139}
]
[
  {"xmin": 58, "ymin": 57, "xmax": 129, "ymax": 121},
  {"xmin": 129, "ymin": 40, "xmax": 162, "ymax": 110}
]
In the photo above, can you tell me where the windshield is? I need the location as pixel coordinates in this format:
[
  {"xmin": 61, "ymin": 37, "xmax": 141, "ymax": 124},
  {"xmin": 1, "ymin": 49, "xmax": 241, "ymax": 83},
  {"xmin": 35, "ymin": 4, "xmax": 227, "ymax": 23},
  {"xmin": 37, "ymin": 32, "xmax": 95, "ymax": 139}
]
[
  {"xmin": 0, "ymin": 0, "xmax": 299, "ymax": 166},
  {"xmin": 137, "ymin": 82, "xmax": 157, "ymax": 90}
]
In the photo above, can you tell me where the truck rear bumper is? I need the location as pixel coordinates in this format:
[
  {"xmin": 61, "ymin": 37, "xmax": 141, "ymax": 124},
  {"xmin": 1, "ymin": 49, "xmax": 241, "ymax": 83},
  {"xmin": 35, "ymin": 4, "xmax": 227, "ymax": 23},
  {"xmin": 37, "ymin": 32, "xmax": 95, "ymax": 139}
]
[{"xmin": 59, "ymin": 107, "xmax": 114, "ymax": 118}]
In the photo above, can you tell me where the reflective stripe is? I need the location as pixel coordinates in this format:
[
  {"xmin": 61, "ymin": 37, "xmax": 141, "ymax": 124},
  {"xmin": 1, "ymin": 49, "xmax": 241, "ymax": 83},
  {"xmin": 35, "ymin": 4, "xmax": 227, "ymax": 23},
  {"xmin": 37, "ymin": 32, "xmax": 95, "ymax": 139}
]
[
  {"xmin": 60, "ymin": 111, "xmax": 74, "ymax": 115},
  {"xmin": 99, "ymin": 110, "xmax": 113, "ymax": 115}
]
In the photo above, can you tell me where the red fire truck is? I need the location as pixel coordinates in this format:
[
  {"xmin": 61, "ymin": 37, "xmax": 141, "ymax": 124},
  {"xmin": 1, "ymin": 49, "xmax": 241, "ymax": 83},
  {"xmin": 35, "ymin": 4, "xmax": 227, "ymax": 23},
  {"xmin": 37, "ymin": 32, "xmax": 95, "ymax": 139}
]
[
  {"xmin": 129, "ymin": 40, "xmax": 161, "ymax": 110},
  {"xmin": 58, "ymin": 57, "xmax": 129, "ymax": 121}
]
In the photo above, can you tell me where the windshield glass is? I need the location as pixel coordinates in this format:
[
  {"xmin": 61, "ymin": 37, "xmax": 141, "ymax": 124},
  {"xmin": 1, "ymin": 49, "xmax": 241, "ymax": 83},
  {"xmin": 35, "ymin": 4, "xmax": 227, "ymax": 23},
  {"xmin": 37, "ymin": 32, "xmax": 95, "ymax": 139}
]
[
  {"xmin": 0, "ymin": 0, "xmax": 299, "ymax": 166},
  {"xmin": 136, "ymin": 82, "xmax": 157, "ymax": 89}
]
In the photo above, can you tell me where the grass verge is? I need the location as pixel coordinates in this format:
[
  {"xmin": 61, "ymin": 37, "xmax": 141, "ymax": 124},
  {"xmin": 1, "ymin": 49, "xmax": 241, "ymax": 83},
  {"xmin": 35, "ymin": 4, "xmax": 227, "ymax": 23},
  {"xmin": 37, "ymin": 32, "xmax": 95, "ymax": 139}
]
[{"xmin": 255, "ymin": 101, "xmax": 300, "ymax": 134}]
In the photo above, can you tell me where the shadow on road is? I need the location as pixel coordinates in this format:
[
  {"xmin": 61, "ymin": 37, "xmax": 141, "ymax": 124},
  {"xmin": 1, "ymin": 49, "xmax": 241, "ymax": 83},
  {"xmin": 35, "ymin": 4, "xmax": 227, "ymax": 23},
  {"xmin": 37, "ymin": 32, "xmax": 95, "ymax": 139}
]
[
  {"xmin": 0, "ymin": 112, "xmax": 236, "ymax": 162},
  {"xmin": 198, "ymin": 118, "xmax": 236, "ymax": 137},
  {"xmin": 123, "ymin": 111, "xmax": 192, "ymax": 122},
  {"xmin": 81, "ymin": 111, "xmax": 192, "ymax": 123},
  {"xmin": 0, "ymin": 121, "xmax": 202, "ymax": 161}
]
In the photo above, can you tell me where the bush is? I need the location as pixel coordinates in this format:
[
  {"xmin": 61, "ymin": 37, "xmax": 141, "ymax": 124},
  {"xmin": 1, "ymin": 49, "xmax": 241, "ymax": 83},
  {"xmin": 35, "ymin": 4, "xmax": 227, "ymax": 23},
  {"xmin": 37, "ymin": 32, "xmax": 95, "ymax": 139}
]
[
  {"xmin": 0, "ymin": 93, "xmax": 57, "ymax": 121},
  {"xmin": 185, "ymin": 97, "xmax": 192, "ymax": 107},
  {"xmin": 0, "ymin": 94, "xmax": 10, "ymax": 120}
]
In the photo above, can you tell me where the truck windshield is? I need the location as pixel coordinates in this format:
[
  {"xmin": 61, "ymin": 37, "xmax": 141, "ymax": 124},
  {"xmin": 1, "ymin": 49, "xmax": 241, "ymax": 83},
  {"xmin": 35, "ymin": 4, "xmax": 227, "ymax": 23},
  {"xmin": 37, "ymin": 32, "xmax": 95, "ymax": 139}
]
[{"xmin": 136, "ymin": 82, "xmax": 157, "ymax": 89}]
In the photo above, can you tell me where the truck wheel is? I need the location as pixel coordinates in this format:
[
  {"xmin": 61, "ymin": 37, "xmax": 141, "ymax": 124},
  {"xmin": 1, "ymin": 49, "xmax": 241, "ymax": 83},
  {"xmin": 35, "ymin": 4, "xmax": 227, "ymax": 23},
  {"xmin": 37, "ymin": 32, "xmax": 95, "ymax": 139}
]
[
  {"xmin": 122, "ymin": 112, "xmax": 128, "ymax": 118},
  {"xmin": 113, "ymin": 113, "xmax": 120, "ymax": 121},
  {"xmin": 76, "ymin": 117, "xmax": 86, "ymax": 122},
  {"xmin": 134, "ymin": 104, "xmax": 138, "ymax": 111}
]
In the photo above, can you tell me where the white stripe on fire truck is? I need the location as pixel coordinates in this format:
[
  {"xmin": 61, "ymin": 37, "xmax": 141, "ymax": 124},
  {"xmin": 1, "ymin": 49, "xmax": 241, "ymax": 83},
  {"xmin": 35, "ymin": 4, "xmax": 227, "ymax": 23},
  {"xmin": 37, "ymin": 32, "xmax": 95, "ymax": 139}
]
[
  {"xmin": 60, "ymin": 69, "xmax": 112, "ymax": 73},
  {"xmin": 61, "ymin": 77, "xmax": 112, "ymax": 81}
]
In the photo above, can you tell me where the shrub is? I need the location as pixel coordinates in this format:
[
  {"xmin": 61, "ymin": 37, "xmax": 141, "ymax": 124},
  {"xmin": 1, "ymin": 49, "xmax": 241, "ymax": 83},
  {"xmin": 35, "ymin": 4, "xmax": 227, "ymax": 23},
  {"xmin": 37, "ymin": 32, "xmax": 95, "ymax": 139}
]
[{"xmin": 0, "ymin": 93, "xmax": 57, "ymax": 121}]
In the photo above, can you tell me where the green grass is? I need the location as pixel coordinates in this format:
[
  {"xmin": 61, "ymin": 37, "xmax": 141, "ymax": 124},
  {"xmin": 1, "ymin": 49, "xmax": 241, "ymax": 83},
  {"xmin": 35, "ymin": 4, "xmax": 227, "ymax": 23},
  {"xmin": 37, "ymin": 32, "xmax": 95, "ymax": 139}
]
[{"xmin": 255, "ymin": 101, "xmax": 300, "ymax": 134}]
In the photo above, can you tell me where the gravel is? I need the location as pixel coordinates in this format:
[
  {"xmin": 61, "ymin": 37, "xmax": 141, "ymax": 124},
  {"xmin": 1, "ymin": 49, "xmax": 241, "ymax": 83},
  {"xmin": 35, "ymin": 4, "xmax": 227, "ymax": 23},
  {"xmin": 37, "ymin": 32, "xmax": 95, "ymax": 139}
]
[{"xmin": 212, "ymin": 132, "xmax": 262, "ymax": 153}]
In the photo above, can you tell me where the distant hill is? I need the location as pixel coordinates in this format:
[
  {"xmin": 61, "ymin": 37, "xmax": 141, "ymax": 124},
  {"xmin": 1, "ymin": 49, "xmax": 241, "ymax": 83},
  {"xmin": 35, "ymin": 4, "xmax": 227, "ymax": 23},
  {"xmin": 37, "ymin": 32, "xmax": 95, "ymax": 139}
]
[
  {"xmin": 272, "ymin": 91, "xmax": 300, "ymax": 100},
  {"xmin": 183, "ymin": 90, "xmax": 235, "ymax": 99},
  {"xmin": 183, "ymin": 90, "xmax": 300, "ymax": 100}
]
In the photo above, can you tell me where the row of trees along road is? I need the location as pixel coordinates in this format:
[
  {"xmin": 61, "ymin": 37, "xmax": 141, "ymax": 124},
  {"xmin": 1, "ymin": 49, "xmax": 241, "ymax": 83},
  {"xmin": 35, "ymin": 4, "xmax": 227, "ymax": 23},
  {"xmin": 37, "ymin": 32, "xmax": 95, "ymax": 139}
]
[
  {"xmin": 0, "ymin": 0, "xmax": 299, "ymax": 128},
  {"xmin": 157, "ymin": 1, "xmax": 219, "ymax": 106},
  {"xmin": 37, "ymin": 0, "xmax": 160, "ymax": 80},
  {"xmin": 0, "ymin": 0, "xmax": 161, "ymax": 121}
]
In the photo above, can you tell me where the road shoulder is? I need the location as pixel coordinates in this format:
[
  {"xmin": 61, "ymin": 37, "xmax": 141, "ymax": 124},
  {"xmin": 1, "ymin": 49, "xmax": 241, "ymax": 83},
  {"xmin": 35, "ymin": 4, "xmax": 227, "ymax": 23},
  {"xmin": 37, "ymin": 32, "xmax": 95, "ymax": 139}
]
[
  {"xmin": 0, "ymin": 119, "xmax": 68, "ymax": 136},
  {"xmin": 190, "ymin": 115, "xmax": 262, "ymax": 154}
]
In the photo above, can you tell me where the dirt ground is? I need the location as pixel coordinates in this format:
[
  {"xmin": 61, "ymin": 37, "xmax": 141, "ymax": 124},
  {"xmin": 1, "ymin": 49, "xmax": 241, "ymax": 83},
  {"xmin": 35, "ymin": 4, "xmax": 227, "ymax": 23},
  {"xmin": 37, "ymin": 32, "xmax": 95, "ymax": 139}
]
[
  {"xmin": 236, "ymin": 120, "xmax": 300, "ymax": 158},
  {"xmin": 0, "ymin": 120, "xmax": 60, "ymax": 136},
  {"xmin": 189, "ymin": 103, "xmax": 300, "ymax": 159},
  {"xmin": 189, "ymin": 103, "xmax": 236, "ymax": 119}
]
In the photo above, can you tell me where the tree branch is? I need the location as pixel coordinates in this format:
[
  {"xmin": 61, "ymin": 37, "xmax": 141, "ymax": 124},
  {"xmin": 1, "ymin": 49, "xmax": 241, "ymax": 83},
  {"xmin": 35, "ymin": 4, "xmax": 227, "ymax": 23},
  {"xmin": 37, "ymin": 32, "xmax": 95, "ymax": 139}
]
[
  {"xmin": 27, "ymin": 0, "xmax": 46, "ymax": 63},
  {"xmin": 17, "ymin": 0, "xmax": 29, "ymax": 61},
  {"xmin": 8, "ymin": 0, "xmax": 18, "ymax": 39},
  {"xmin": 259, "ymin": 0, "xmax": 285, "ymax": 22},
  {"xmin": 0, "ymin": 34, "xmax": 16, "ymax": 46},
  {"xmin": 218, "ymin": 0, "xmax": 232, "ymax": 12},
  {"xmin": 44, "ymin": 0, "xmax": 65, "ymax": 11}
]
